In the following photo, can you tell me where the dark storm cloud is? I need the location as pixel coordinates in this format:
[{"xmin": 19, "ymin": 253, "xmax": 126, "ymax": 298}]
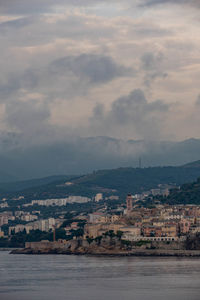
[
  {"xmin": 91, "ymin": 89, "xmax": 169, "ymax": 139},
  {"xmin": 110, "ymin": 89, "xmax": 169, "ymax": 123},
  {"xmin": 0, "ymin": 54, "xmax": 131, "ymax": 101},
  {"xmin": 50, "ymin": 54, "xmax": 131, "ymax": 84},
  {"xmin": 1, "ymin": 53, "xmax": 132, "ymax": 142}
]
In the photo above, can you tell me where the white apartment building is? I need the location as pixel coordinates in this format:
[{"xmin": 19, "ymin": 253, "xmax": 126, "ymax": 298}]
[
  {"xmin": 24, "ymin": 196, "xmax": 91, "ymax": 207},
  {"xmin": 95, "ymin": 193, "xmax": 103, "ymax": 202}
]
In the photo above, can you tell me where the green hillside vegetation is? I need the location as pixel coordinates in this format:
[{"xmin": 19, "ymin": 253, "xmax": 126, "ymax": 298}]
[
  {"xmin": 163, "ymin": 177, "xmax": 200, "ymax": 205},
  {"xmin": 182, "ymin": 160, "xmax": 200, "ymax": 168},
  {"xmin": 72, "ymin": 167, "xmax": 200, "ymax": 195},
  {"xmin": 2, "ymin": 165, "xmax": 200, "ymax": 201}
]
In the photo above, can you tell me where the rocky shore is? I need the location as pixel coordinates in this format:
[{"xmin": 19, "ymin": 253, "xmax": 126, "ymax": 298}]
[
  {"xmin": 10, "ymin": 234, "xmax": 200, "ymax": 257},
  {"xmin": 10, "ymin": 247, "xmax": 200, "ymax": 257}
]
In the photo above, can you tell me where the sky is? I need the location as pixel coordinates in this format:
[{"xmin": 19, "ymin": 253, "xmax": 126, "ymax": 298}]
[{"xmin": 0, "ymin": 0, "xmax": 200, "ymax": 145}]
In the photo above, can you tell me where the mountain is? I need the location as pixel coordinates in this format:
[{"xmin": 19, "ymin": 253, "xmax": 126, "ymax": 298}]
[
  {"xmin": 1, "ymin": 135, "xmax": 200, "ymax": 181},
  {"xmin": 0, "ymin": 175, "xmax": 73, "ymax": 192},
  {"xmin": 2, "ymin": 164, "xmax": 200, "ymax": 200},
  {"xmin": 59, "ymin": 165, "xmax": 200, "ymax": 197},
  {"xmin": 182, "ymin": 160, "xmax": 200, "ymax": 168}
]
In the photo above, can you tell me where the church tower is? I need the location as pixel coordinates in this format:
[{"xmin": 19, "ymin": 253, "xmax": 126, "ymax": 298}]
[{"xmin": 126, "ymin": 194, "xmax": 133, "ymax": 213}]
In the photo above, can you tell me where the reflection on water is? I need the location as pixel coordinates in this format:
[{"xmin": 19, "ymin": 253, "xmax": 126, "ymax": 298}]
[{"xmin": 0, "ymin": 251, "xmax": 200, "ymax": 300}]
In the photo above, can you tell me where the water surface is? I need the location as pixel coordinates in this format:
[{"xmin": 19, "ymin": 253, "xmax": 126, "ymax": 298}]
[{"xmin": 0, "ymin": 251, "xmax": 200, "ymax": 300}]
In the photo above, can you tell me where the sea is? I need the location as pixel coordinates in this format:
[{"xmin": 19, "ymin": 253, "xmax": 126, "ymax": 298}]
[{"xmin": 0, "ymin": 251, "xmax": 200, "ymax": 300}]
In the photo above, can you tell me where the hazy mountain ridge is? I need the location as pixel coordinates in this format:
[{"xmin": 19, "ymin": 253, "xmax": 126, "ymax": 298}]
[
  {"xmin": 182, "ymin": 160, "xmax": 200, "ymax": 168},
  {"xmin": 0, "ymin": 175, "xmax": 73, "ymax": 192},
  {"xmin": 0, "ymin": 135, "xmax": 200, "ymax": 181}
]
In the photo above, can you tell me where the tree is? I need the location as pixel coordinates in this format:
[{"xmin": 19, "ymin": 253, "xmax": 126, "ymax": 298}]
[
  {"xmin": 116, "ymin": 230, "xmax": 123, "ymax": 239},
  {"xmin": 95, "ymin": 235, "xmax": 102, "ymax": 245}
]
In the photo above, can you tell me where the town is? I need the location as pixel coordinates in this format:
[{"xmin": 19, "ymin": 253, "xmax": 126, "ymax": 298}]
[
  {"xmin": 1, "ymin": 181, "xmax": 200, "ymax": 250},
  {"xmin": 85, "ymin": 195, "xmax": 200, "ymax": 242}
]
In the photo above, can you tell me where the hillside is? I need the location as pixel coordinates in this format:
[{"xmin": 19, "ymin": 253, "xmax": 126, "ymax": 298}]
[
  {"xmin": 163, "ymin": 178, "xmax": 200, "ymax": 205},
  {"xmin": 2, "ymin": 165, "xmax": 200, "ymax": 201},
  {"xmin": 182, "ymin": 160, "xmax": 200, "ymax": 168},
  {"xmin": 0, "ymin": 175, "xmax": 73, "ymax": 192},
  {"xmin": 71, "ymin": 166, "xmax": 200, "ymax": 191}
]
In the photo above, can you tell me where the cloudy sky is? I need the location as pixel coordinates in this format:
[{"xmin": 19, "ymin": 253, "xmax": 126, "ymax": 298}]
[{"xmin": 0, "ymin": 0, "xmax": 200, "ymax": 144}]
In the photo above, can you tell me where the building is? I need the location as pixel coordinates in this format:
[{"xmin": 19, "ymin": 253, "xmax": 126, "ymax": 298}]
[
  {"xmin": 126, "ymin": 194, "xmax": 133, "ymax": 214},
  {"xmin": 88, "ymin": 212, "xmax": 107, "ymax": 223},
  {"xmin": 0, "ymin": 228, "xmax": 4, "ymax": 237},
  {"xmin": 95, "ymin": 193, "xmax": 103, "ymax": 202},
  {"xmin": 179, "ymin": 219, "xmax": 190, "ymax": 234},
  {"xmin": 21, "ymin": 214, "xmax": 38, "ymax": 222},
  {"xmin": 161, "ymin": 224, "xmax": 177, "ymax": 237},
  {"xmin": 0, "ymin": 216, "xmax": 8, "ymax": 226},
  {"xmin": 9, "ymin": 224, "xmax": 33, "ymax": 235},
  {"xmin": 107, "ymin": 195, "xmax": 119, "ymax": 200},
  {"xmin": 84, "ymin": 223, "xmax": 123, "ymax": 238},
  {"xmin": 24, "ymin": 196, "xmax": 91, "ymax": 207},
  {"xmin": 120, "ymin": 226, "xmax": 141, "ymax": 240}
]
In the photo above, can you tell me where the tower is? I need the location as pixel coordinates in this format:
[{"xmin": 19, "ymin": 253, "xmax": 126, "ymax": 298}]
[
  {"xmin": 52, "ymin": 225, "xmax": 56, "ymax": 242},
  {"xmin": 139, "ymin": 157, "xmax": 142, "ymax": 168},
  {"xmin": 126, "ymin": 194, "xmax": 133, "ymax": 213}
]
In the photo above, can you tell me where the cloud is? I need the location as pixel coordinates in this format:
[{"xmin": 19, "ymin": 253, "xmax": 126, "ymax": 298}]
[
  {"xmin": 0, "ymin": 0, "xmax": 200, "ymax": 147},
  {"xmin": 0, "ymin": 70, "xmax": 38, "ymax": 99},
  {"xmin": 0, "ymin": 51, "xmax": 132, "ymax": 143},
  {"xmin": 2, "ymin": 0, "xmax": 199, "ymax": 17},
  {"xmin": 0, "ymin": 75, "xmax": 21, "ymax": 98},
  {"xmin": 92, "ymin": 103, "xmax": 105, "ymax": 120},
  {"xmin": 0, "ymin": 0, "xmax": 76, "ymax": 15},
  {"xmin": 90, "ymin": 89, "xmax": 170, "ymax": 139},
  {"xmin": 141, "ymin": 52, "xmax": 163, "ymax": 71},
  {"xmin": 0, "ymin": 53, "xmax": 131, "ymax": 101},
  {"xmin": 5, "ymin": 98, "xmax": 50, "ymax": 139},
  {"xmin": 133, "ymin": 23, "xmax": 172, "ymax": 38},
  {"xmin": 195, "ymin": 95, "xmax": 200, "ymax": 106},
  {"xmin": 140, "ymin": 52, "xmax": 168, "ymax": 87},
  {"xmin": 50, "ymin": 54, "xmax": 131, "ymax": 84},
  {"xmin": 0, "ymin": 0, "xmax": 123, "ymax": 15},
  {"xmin": 141, "ymin": 0, "xmax": 200, "ymax": 8},
  {"xmin": 0, "ymin": 16, "xmax": 35, "ymax": 30}
]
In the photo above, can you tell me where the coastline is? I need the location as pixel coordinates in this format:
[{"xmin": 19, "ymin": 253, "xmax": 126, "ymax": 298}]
[
  {"xmin": 10, "ymin": 248, "xmax": 200, "ymax": 257},
  {"xmin": 0, "ymin": 247, "xmax": 22, "ymax": 251}
]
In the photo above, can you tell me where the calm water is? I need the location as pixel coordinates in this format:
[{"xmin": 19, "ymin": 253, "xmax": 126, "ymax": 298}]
[{"xmin": 0, "ymin": 251, "xmax": 200, "ymax": 300}]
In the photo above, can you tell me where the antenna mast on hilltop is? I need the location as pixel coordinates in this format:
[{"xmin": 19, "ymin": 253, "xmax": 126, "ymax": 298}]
[{"xmin": 139, "ymin": 157, "xmax": 142, "ymax": 168}]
